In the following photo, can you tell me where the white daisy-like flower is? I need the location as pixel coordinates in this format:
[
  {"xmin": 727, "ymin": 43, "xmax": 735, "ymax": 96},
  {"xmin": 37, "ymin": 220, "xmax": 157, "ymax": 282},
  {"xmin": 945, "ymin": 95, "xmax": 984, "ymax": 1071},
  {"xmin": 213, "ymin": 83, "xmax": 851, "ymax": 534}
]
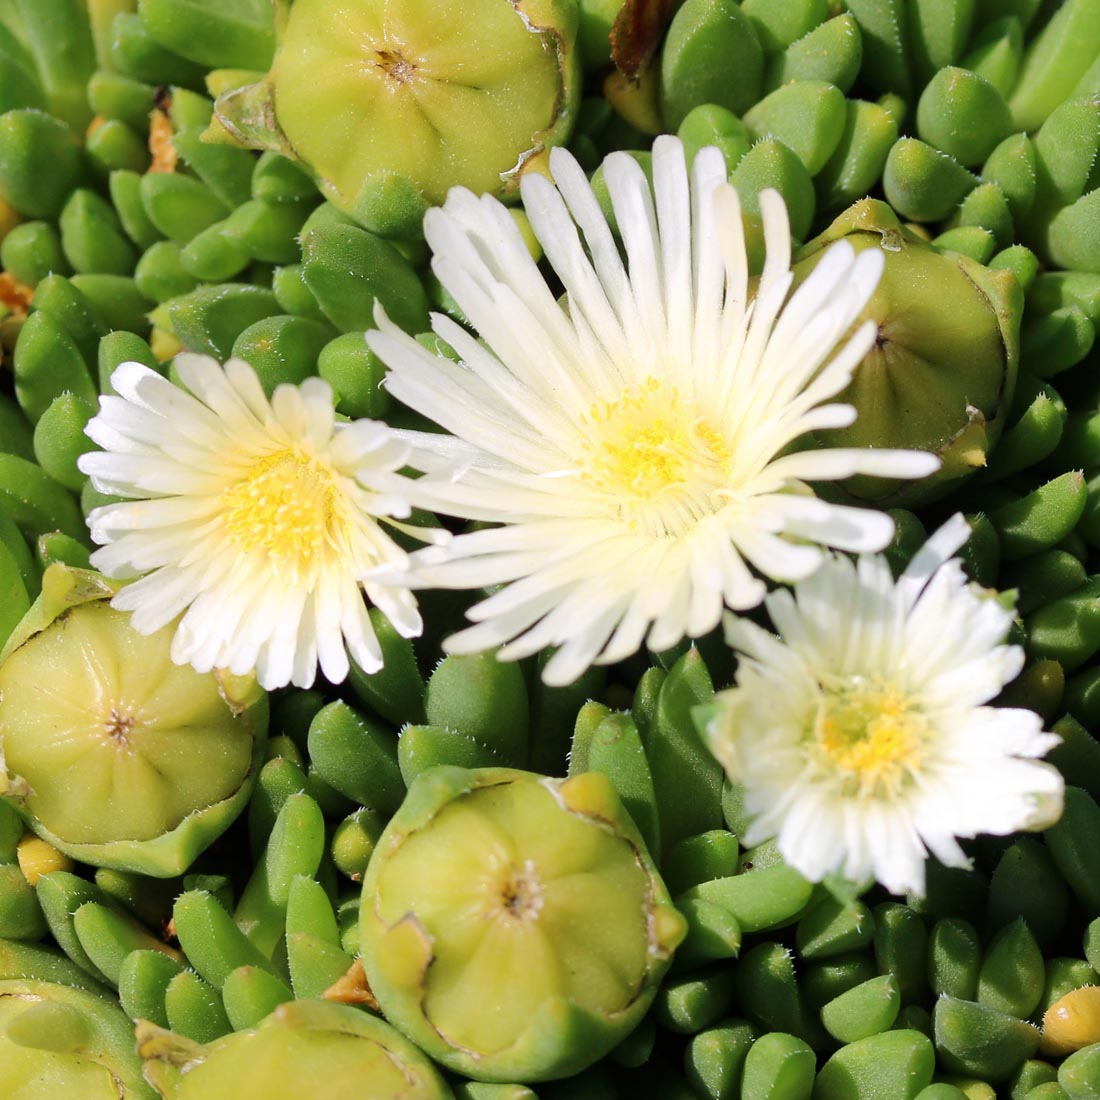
[
  {"xmin": 368, "ymin": 135, "xmax": 939, "ymax": 686},
  {"xmin": 77, "ymin": 355, "xmax": 429, "ymax": 691},
  {"xmin": 703, "ymin": 514, "xmax": 1066, "ymax": 897}
]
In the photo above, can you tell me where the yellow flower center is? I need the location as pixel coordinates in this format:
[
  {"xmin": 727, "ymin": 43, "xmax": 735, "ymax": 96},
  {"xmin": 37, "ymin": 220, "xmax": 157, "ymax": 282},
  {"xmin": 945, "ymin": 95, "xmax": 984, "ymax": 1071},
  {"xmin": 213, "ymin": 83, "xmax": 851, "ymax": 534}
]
[
  {"xmin": 221, "ymin": 448, "xmax": 345, "ymax": 573},
  {"xmin": 578, "ymin": 377, "xmax": 732, "ymax": 536},
  {"xmin": 816, "ymin": 680, "xmax": 926, "ymax": 794}
]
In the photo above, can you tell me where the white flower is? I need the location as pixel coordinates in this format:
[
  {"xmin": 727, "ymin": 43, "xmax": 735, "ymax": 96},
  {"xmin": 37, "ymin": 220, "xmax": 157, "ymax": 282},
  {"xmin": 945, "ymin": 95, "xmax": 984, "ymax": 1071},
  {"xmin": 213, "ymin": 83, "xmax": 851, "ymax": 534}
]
[
  {"xmin": 368, "ymin": 135, "xmax": 938, "ymax": 686},
  {"xmin": 78, "ymin": 355, "xmax": 428, "ymax": 691},
  {"xmin": 703, "ymin": 514, "xmax": 1065, "ymax": 897}
]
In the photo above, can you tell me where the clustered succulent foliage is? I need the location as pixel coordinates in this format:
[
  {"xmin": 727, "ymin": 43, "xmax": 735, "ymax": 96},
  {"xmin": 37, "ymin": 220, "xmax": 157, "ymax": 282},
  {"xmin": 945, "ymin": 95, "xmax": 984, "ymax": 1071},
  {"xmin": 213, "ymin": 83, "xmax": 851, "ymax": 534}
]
[{"xmin": 3, "ymin": 0, "xmax": 1100, "ymax": 1098}]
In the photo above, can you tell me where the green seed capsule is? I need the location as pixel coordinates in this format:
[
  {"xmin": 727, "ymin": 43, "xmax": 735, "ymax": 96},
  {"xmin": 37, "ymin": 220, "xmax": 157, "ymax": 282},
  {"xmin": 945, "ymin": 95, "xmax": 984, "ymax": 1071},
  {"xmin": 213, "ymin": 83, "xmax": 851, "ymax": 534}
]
[
  {"xmin": 230, "ymin": 314, "xmax": 332, "ymax": 394},
  {"xmin": 139, "ymin": 172, "xmax": 230, "ymax": 243},
  {"xmin": 659, "ymin": 0, "xmax": 763, "ymax": 129},
  {"xmin": 934, "ymin": 996, "xmax": 1041, "ymax": 1083},
  {"xmin": 0, "ymin": 109, "xmax": 85, "ymax": 219},
  {"xmin": 917, "ymin": 67, "xmax": 1012, "ymax": 168},
  {"xmin": 0, "ymin": 221, "xmax": 69, "ymax": 286},
  {"xmin": 765, "ymin": 14, "xmax": 863, "ymax": 94},
  {"xmin": 743, "ymin": 81, "xmax": 847, "ymax": 175},
  {"xmin": 814, "ymin": 1030, "xmax": 936, "ymax": 1100},
  {"xmin": 883, "ymin": 137, "xmax": 978, "ymax": 222},
  {"xmin": 816, "ymin": 98, "xmax": 899, "ymax": 213},
  {"xmin": 167, "ymin": 282, "xmax": 280, "ymax": 358}
]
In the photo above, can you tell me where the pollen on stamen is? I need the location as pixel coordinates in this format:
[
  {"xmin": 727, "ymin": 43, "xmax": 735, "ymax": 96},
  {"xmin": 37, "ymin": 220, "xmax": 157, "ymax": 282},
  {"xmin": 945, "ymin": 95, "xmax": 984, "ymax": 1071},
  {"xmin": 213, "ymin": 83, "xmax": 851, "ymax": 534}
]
[
  {"xmin": 220, "ymin": 448, "xmax": 344, "ymax": 572},
  {"xmin": 577, "ymin": 378, "xmax": 733, "ymax": 535}
]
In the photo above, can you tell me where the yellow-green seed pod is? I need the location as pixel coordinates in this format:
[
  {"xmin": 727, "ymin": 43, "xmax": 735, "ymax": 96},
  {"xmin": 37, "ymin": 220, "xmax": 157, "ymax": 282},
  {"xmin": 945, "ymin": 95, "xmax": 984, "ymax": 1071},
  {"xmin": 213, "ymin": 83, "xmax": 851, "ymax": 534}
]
[
  {"xmin": 360, "ymin": 766, "xmax": 685, "ymax": 1083},
  {"xmin": 139, "ymin": 999, "xmax": 452, "ymax": 1100},
  {"xmin": 215, "ymin": 0, "xmax": 580, "ymax": 238},
  {"xmin": 0, "ymin": 564, "xmax": 268, "ymax": 877}
]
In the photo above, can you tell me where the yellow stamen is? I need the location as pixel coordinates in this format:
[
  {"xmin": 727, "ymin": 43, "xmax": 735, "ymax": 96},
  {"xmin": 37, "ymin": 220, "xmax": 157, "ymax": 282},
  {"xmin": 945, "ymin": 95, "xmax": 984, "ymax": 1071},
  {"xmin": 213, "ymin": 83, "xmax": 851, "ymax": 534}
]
[
  {"xmin": 578, "ymin": 377, "xmax": 732, "ymax": 536},
  {"xmin": 816, "ymin": 680, "xmax": 925, "ymax": 794},
  {"xmin": 221, "ymin": 448, "xmax": 345, "ymax": 574}
]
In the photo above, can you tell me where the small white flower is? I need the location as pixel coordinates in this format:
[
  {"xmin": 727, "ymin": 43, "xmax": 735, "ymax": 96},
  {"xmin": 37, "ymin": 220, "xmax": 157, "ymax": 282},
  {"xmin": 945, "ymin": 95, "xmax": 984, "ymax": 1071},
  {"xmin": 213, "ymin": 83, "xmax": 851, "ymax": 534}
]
[
  {"xmin": 78, "ymin": 355, "xmax": 429, "ymax": 691},
  {"xmin": 703, "ymin": 514, "xmax": 1065, "ymax": 897},
  {"xmin": 368, "ymin": 135, "xmax": 938, "ymax": 686}
]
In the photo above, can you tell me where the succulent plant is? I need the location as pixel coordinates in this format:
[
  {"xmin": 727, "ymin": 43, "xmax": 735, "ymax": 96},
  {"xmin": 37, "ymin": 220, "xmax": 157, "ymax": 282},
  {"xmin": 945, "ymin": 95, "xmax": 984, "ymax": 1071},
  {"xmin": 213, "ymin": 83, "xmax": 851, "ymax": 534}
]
[
  {"xmin": 792, "ymin": 199, "xmax": 1023, "ymax": 507},
  {"xmin": 138, "ymin": 998, "xmax": 453, "ymax": 1099},
  {"xmin": 0, "ymin": 564, "xmax": 268, "ymax": 876},
  {"xmin": 359, "ymin": 766, "xmax": 686, "ymax": 1083},
  {"xmin": 214, "ymin": 0, "xmax": 582, "ymax": 238}
]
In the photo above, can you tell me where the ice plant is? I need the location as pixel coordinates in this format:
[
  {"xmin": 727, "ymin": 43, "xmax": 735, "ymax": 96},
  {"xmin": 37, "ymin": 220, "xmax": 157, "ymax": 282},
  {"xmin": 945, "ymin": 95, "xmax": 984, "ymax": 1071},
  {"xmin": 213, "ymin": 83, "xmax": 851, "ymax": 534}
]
[
  {"xmin": 368, "ymin": 135, "xmax": 939, "ymax": 686},
  {"xmin": 77, "ymin": 355, "xmax": 427, "ymax": 691},
  {"xmin": 701, "ymin": 514, "xmax": 1066, "ymax": 897}
]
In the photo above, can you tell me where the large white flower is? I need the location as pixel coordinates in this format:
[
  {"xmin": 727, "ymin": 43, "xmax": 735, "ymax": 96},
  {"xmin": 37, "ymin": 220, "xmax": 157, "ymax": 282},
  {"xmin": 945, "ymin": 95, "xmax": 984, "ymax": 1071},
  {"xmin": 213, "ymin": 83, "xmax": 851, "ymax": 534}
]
[
  {"xmin": 703, "ymin": 514, "xmax": 1065, "ymax": 897},
  {"xmin": 368, "ymin": 135, "xmax": 938, "ymax": 686},
  {"xmin": 78, "ymin": 355, "xmax": 428, "ymax": 691}
]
